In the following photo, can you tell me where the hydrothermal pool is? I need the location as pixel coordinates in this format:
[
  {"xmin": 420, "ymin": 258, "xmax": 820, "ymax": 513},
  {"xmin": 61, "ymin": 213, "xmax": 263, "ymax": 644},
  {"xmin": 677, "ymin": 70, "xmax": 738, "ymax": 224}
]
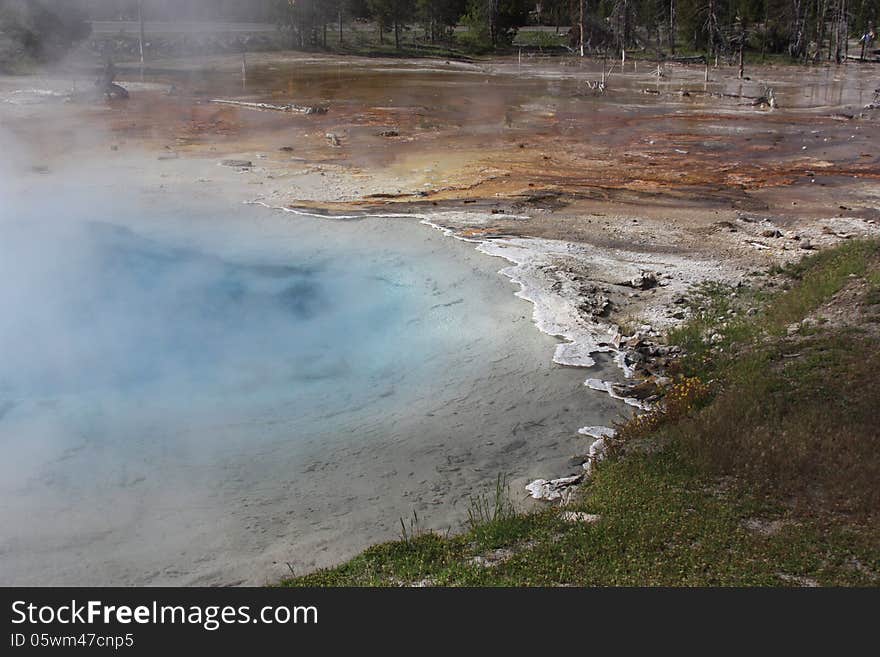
[{"xmin": 0, "ymin": 186, "xmax": 623, "ymax": 585}]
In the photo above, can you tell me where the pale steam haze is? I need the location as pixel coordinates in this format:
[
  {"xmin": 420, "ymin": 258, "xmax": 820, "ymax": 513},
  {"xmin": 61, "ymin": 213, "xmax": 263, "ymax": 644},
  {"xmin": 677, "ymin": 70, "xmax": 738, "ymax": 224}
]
[{"xmin": 0, "ymin": 125, "xmax": 612, "ymax": 585}]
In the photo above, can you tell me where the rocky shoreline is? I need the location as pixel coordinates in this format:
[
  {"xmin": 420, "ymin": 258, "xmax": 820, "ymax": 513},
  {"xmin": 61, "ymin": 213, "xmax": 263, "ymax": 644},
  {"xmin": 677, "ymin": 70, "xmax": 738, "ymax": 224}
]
[
  {"xmin": 405, "ymin": 209, "xmax": 880, "ymax": 500},
  {"xmin": 251, "ymin": 200, "xmax": 751, "ymax": 501},
  {"xmin": 242, "ymin": 186, "xmax": 880, "ymax": 504}
]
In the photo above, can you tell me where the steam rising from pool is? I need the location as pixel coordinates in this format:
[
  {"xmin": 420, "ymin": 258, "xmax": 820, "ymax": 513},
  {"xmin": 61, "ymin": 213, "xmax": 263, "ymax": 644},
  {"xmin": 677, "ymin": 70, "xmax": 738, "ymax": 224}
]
[
  {"xmin": 0, "ymin": 180, "xmax": 621, "ymax": 585},
  {"xmin": 1, "ymin": 219, "xmax": 410, "ymax": 402}
]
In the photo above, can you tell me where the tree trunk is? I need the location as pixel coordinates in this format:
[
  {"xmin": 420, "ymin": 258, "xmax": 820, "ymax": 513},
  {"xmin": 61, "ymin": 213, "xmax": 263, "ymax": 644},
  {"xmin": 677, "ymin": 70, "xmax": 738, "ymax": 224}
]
[
  {"xmin": 833, "ymin": 0, "xmax": 842, "ymax": 62},
  {"xmin": 816, "ymin": 0, "xmax": 828, "ymax": 61},
  {"xmin": 790, "ymin": 0, "xmax": 804, "ymax": 58},
  {"xmin": 394, "ymin": 20, "xmax": 400, "ymax": 49},
  {"xmin": 579, "ymin": 0, "xmax": 585, "ymax": 56},
  {"xmin": 137, "ymin": 0, "xmax": 145, "ymax": 80},
  {"xmin": 706, "ymin": 0, "xmax": 715, "ymax": 76},
  {"xmin": 655, "ymin": 2, "xmax": 662, "ymax": 65},
  {"xmin": 761, "ymin": 1, "xmax": 769, "ymax": 61},
  {"xmin": 668, "ymin": 0, "xmax": 676, "ymax": 54}
]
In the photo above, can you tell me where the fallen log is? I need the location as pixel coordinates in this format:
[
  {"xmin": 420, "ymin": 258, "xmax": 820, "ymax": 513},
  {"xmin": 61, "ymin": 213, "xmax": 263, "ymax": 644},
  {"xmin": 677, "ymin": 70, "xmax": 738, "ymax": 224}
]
[
  {"xmin": 846, "ymin": 54, "xmax": 880, "ymax": 63},
  {"xmin": 667, "ymin": 54, "xmax": 706, "ymax": 64},
  {"xmin": 210, "ymin": 99, "xmax": 328, "ymax": 114}
]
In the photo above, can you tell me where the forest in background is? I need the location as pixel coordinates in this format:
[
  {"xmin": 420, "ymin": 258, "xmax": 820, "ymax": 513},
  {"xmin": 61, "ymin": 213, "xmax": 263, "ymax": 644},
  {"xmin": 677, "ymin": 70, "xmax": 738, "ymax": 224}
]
[{"xmin": 1, "ymin": 0, "xmax": 878, "ymax": 71}]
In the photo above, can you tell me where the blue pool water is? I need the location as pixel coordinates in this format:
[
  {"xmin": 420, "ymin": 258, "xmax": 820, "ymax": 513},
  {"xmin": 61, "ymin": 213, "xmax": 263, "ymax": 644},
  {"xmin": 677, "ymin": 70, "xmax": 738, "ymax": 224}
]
[{"xmin": 0, "ymin": 184, "xmax": 622, "ymax": 585}]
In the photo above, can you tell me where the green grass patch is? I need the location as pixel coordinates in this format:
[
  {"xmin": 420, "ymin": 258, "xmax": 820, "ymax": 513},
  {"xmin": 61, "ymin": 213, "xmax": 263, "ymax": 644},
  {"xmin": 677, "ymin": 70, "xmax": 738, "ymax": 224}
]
[
  {"xmin": 664, "ymin": 240, "xmax": 880, "ymax": 515},
  {"xmin": 764, "ymin": 241, "xmax": 878, "ymax": 333},
  {"xmin": 669, "ymin": 240, "xmax": 880, "ymax": 379},
  {"xmin": 676, "ymin": 333, "xmax": 880, "ymax": 515},
  {"xmin": 866, "ymin": 270, "xmax": 880, "ymax": 306}
]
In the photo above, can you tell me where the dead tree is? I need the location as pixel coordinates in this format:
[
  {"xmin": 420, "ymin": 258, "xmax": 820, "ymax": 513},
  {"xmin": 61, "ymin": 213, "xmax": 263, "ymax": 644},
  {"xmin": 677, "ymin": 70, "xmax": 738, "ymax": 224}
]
[
  {"xmin": 761, "ymin": 0, "xmax": 769, "ymax": 61},
  {"xmin": 703, "ymin": 0, "xmax": 719, "ymax": 81},
  {"xmin": 95, "ymin": 58, "xmax": 129, "ymax": 100},
  {"xmin": 656, "ymin": 0, "xmax": 664, "ymax": 66},
  {"xmin": 580, "ymin": 0, "xmax": 586, "ymax": 56},
  {"xmin": 736, "ymin": 15, "xmax": 745, "ymax": 78},
  {"xmin": 859, "ymin": 22, "xmax": 875, "ymax": 60},
  {"xmin": 790, "ymin": 0, "xmax": 806, "ymax": 58},
  {"xmin": 137, "ymin": 0, "xmax": 145, "ymax": 79},
  {"xmin": 815, "ymin": 0, "xmax": 830, "ymax": 61},
  {"xmin": 833, "ymin": 0, "xmax": 848, "ymax": 63}
]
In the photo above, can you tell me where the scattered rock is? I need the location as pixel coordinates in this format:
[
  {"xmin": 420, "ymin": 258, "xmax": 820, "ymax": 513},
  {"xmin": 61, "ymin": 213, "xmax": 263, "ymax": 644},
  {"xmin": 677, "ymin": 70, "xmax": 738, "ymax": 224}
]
[
  {"xmin": 776, "ymin": 573, "xmax": 819, "ymax": 587},
  {"xmin": 409, "ymin": 578, "xmax": 436, "ymax": 587},
  {"xmin": 326, "ymin": 133, "xmax": 341, "ymax": 147},
  {"xmin": 620, "ymin": 271, "xmax": 658, "ymax": 290},
  {"xmin": 799, "ymin": 239, "xmax": 814, "ymax": 250},
  {"xmin": 577, "ymin": 426, "xmax": 615, "ymax": 439},
  {"xmin": 743, "ymin": 518, "xmax": 786, "ymax": 536},
  {"xmin": 752, "ymin": 88, "xmax": 777, "ymax": 109},
  {"xmin": 279, "ymin": 146, "xmax": 295, "ymax": 152},
  {"xmin": 761, "ymin": 229, "xmax": 783, "ymax": 238},
  {"xmin": 582, "ymin": 437, "xmax": 608, "ymax": 476},
  {"xmin": 614, "ymin": 378, "xmax": 661, "ymax": 400},
  {"xmin": 378, "ymin": 129, "xmax": 399, "ymax": 137},
  {"xmin": 525, "ymin": 475, "xmax": 583, "ymax": 501},
  {"xmin": 578, "ymin": 292, "xmax": 612, "ymax": 317},
  {"xmin": 560, "ymin": 511, "xmax": 602, "ymax": 524},
  {"xmin": 822, "ymin": 226, "xmax": 853, "ymax": 239},
  {"xmin": 220, "ymin": 159, "xmax": 253, "ymax": 168},
  {"xmin": 103, "ymin": 82, "xmax": 129, "ymax": 100},
  {"xmin": 468, "ymin": 548, "xmax": 515, "ymax": 568}
]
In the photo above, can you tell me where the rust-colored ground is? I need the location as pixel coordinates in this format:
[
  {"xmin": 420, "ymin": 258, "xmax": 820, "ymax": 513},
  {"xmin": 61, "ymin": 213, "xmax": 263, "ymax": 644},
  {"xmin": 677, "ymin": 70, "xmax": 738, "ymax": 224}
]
[{"xmin": 4, "ymin": 51, "xmax": 880, "ymax": 266}]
